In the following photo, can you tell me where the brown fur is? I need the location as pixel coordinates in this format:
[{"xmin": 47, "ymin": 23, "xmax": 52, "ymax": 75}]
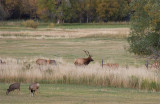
[
  {"xmin": 150, "ymin": 62, "xmax": 159, "ymax": 69},
  {"xmin": 36, "ymin": 59, "xmax": 48, "ymax": 65},
  {"xmin": 36, "ymin": 59, "xmax": 56, "ymax": 66},
  {"xmin": 102, "ymin": 63, "xmax": 119, "ymax": 69},
  {"xmin": 6, "ymin": 83, "xmax": 20, "ymax": 95},
  {"xmin": 74, "ymin": 50, "xmax": 94, "ymax": 66},
  {"xmin": 29, "ymin": 82, "xmax": 40, "ymax": 96}
]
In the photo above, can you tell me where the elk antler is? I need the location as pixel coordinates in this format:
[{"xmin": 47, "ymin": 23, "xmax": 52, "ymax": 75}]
[
  {"xmin": 83, "ymin": 50, "xmax": 92, "ymax": 57},
  {"xmin": 83, "ymin": 50, "xmax": 89, "ymax": 56}
]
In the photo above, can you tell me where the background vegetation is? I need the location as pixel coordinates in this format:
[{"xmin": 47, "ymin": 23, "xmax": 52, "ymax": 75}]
[
  {"xmin": 128, "ymin": 0, "xmax": 160, "ymax": 56},
  {"xmin": 0, "ymin": 0, "xmax": 131, "ymax": 23}
]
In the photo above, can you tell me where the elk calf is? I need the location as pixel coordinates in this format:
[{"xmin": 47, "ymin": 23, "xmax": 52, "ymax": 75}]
[
  {"xmin": 6, "ymin": 83, "xmax": 20, "ymax": 95},
  {"xmin": 29, "ymin": 82, "xmax": 40, "ymax": 96},
  {"xmin": 74, "ymin": 50, "xmax": 94, "ymax": 66}
]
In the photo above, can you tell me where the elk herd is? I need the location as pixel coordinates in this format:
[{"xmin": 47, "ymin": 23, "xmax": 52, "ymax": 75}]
[
  {"xmin": 1, "ymin": 50, "xmax": 160, "ymax": 70},
  {"xmin": 1, "ymin": 50, "xmax": 160, "ymax": 97}
]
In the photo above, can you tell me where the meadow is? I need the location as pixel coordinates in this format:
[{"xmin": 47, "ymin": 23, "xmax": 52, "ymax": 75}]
[
  {"xmin": 0, "ymin": 21, "xmax": 160, "ymax": 103},
  {"xmin": 0, "ymin": 83, "xmax": 160, "ymax": 104}
]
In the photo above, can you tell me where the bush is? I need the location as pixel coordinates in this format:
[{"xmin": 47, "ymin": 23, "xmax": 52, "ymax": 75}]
[
  {"xmin": 22, "ymin": 20, "xmax": 39, "ymax": 29},
  {"xmin": 128, "ymin": 0, "xmax": 160, "ymax": 56}
]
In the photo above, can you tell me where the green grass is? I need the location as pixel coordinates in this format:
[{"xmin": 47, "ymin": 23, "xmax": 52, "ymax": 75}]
[
  {"xmin": 0, "ymin": 21, "xmax": 130, "ymax": 31},
  {"xmin": 54, "ymin": 23, "xmax": 130, "ymax": 29},
  {"xmin": 0, "ymin": 38, "xmax": 144, "ymax": 66},
  {"xmin": 0, "ymin": 83, "xmax": 160, "ymax": 104}
]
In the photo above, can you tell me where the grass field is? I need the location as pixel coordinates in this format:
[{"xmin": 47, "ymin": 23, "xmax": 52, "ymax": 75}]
[
  {"xmin": 0, "ymin": 22, "xmax": 160, "ymax": 103},
  {"xmin": 0, "ymin": 21, "xmax": 130, "ymax": 29},
  {"xmin": 0, "ymin": 38, "xmax": 143, "ymax": 66},
  {"xmin": 0, "ymin": 83, "xmax": 160, "ymax": 104}
]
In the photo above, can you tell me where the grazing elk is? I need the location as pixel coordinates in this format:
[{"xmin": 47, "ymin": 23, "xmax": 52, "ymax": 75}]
[
  {"xmin": 29, "ymin": 82, "xmax": 40, "ymax": 96},
  {"xmin": 74, "ymin": 50, "xmax": 94, "ymax": 66},
  {"xmin": 102, "ymin": 59, "xmax": 119, "ymax": 69},
  {"xmin": 6, "ymin": 83, "xmax": 20, "ymax": 95}
]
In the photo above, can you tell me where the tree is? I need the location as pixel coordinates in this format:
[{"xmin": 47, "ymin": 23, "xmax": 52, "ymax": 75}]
[
  {"xmin": 96, "ymin": 0, "xmax": 120, "ymax": 22},
  {"xmin": 0, "ymin": 2, "xmax": 9, "ymax": 20},
  {"xmin": 38, "ymin": 0, "xmax": 70, "ymax": 23},
  {"xmin": 128, "ymin": 0, "xmax": 160, "ymax": 56}
]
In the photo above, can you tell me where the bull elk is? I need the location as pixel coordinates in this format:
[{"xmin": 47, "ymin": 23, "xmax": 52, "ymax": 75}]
[{"xmin": 74, "ymin": 50, "xmax": 94, "ymax": 66}]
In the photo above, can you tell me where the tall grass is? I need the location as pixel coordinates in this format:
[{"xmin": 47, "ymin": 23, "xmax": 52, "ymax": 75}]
[{"xmin": 0, "ymin": 58, "xmax": 160, "ymax": 91}]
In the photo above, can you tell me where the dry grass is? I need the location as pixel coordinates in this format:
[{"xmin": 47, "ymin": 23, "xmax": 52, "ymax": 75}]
[
  {"xmin": 0, "ymin": 58, "xmax": 160, "ymax": 91},
  {"xmin": 0, "ymin": 28, "xmax": 130, "ymax": 39}
]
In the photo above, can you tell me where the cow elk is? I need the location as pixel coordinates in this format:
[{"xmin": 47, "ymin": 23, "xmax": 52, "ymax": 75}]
[
  {"xmin": 47, "ymin": 60, "xmax": 57, "ymax": 65},
  {"xmin": 29, "ymin": 82, "xmax": 40, "ymax": 96},
  {"xmin": 36, "ymin": 59, "xmax": 48, "ymax": 65},
  {"xmin": 36, "ymin": 59, "xmax": 56, "ymax": 66},
  {"xmin": 74, "ymin": 50, "xmax": 94, "ymax": 66},
  {"xmin": 102, "ymin": 60, "xmax": 119, "ymax": 69},
  {"xmin": 6, "ymin": 83, "xmax": 20, "ymax": 95},
  {"xmin": 150, "ymin": 62, "xmax": 159, "ymax": 69}
]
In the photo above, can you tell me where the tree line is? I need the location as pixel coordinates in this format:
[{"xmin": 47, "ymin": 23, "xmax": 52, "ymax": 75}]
[{"xmin": 0, "ymin": 0, "xmax": 131, "ymax": 23}]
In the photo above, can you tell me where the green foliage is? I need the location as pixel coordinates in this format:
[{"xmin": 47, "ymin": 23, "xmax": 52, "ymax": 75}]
[
  {"xmin": 0, "ymin": 0, "xmax": 131, "ymax": 23},
  {"xmin": 129, "ymin": 76, "xmax": 139, "ymax": 88},
  {"xmin": 22, "ymin": 20, "xmax": 39, "ymax": 29},
  {"xmin": 128, "ymin": 0, "xmax": 160, "ymax": 55},
  {"xmin": 0, "ymin": 4, "xmax": 8, "ymax": 20},
  {"xmin": 141, "ymin": 80, "xmax": 160, "ymax": 91}
]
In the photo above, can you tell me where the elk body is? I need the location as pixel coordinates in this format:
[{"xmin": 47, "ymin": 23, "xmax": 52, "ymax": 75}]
[
  {"xmin": 47, "ymin": 60, "xmax": 56, "ymax": 65},
  {"xmin": 74, "ymin": 50, "xmax": 94, "ymax": 66},
  {"xmin": 6, "ymin": 83, "xmax": 20, "ymax": 95},
  {"xmin": 150, "ymin": 62, "xmax": 159, "ymax": 69},
  {"xmin": 36, "ymin": 59, "xmax": 48, "ymax": 65},
  {"xmin": 29, "ymin": 82, "xmax": 40, "ymax": 96},
  {"xmin": 102, "ymin": 60, "xmax": 119, "ymax": 69},
  {"xmin": 36, "ymin": 59, "xmax": 56, "ymax": 65},
  {"xmin": 102, "ymin": 63, "xmax": 119, "ymax": 69}
]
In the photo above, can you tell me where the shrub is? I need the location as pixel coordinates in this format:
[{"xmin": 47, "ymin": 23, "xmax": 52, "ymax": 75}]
[
  {"xmin": 22, "ymin": 20, "xmax": 39, "ymax": 29},
  {"xmin": 128, "ymin": 0, "xmax": 160, "ymax": 55}
]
